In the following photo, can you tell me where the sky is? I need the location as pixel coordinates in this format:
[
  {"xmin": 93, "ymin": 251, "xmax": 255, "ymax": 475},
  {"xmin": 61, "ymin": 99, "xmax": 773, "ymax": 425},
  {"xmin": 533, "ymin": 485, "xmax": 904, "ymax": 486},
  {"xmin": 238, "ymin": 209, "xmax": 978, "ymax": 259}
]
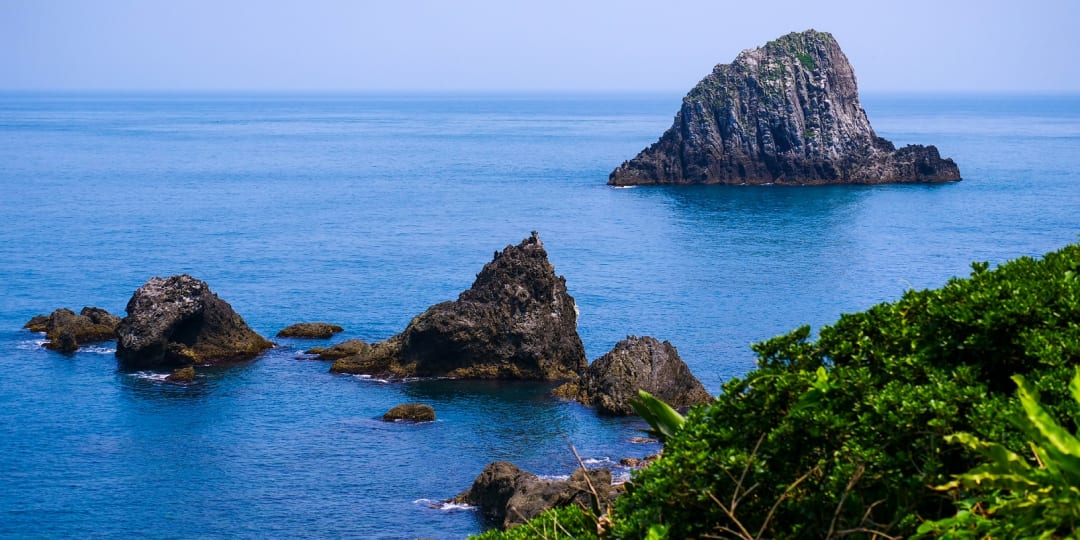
[{"xmin": 3, "ymin": 0, "xmax": 1079, "ymax": 93}]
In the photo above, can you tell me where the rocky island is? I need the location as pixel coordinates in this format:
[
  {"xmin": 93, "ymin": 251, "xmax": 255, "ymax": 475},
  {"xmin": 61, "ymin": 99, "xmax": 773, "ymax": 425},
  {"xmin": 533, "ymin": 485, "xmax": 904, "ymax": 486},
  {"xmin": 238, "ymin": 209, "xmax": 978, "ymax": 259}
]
[
  {"xmin": 115, "ymin": 274, "xmax": 273, "ymax": 370},
  {"xmin": 609, "ymin": 30, "xmax": 960, "ymax": 186},
  {"xmin": 329, "ymin": 232, "xmax": 587, "ymax": 380}
]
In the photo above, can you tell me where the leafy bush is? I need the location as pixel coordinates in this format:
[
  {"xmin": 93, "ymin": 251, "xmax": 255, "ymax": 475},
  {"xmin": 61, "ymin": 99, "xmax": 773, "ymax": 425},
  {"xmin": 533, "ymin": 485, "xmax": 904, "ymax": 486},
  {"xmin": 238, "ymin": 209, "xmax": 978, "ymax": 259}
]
[
  {"xmin": 614, "ymin": 244, "xmax": 1080, "ymax": 538},
  {"xmin": 916, "ymin": 369, "xmax": 1080, "ymax": 538},
  {"xmin": 469, "ymin": 503, "xmax": 598, "ymax": 540}
]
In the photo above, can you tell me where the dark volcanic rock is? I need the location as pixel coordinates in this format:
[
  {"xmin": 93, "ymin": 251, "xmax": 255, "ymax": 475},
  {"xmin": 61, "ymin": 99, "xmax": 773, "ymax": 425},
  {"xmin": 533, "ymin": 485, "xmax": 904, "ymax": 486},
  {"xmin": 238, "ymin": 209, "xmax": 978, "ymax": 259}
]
[
  {"xmin": 609, "ymin": 30, "xmax": 960, "ymax": 186},
  {"xmin": 25, "ymin": 307, "xmax": 121, "ymax": 352},
  {"xmin": 331, "ymin": 232, "xmax": 587, "ymax": 380},
  {"xmin": 277, "ymin": 322, "xmax": 344, "ymax": 339},
  {"xmin": 553, "ymin": 336, "xmax": 712, "ymax": 415},
  {"xmin": 453, "ymin": 461, "xmax": 614, "ymax": 529},
  {"xmin": 382, "ymin": 403, "xmax": 436, "ymax": 422},
  {"xmin": 305, "ymin": 338, "xmax": 369, "ymax": 360},
  {"xmin": 115, "ymin": 275, "xmax": 273, "ymax": 370}
]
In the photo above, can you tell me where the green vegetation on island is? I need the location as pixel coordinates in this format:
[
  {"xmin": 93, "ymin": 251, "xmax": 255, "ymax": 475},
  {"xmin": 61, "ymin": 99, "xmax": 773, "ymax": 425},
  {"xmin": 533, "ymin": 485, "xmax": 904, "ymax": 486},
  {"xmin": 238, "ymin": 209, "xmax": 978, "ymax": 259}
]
[{"xmin": 474, "ymin": 241, "xmax": 1080, "ymax": 539}]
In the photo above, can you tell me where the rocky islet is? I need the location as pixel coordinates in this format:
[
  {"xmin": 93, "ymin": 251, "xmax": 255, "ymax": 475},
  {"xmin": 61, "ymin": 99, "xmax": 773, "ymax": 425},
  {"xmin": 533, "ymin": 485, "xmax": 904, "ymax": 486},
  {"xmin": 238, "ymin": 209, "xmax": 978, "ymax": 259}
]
[
  {"xmin": 330, "ymin": 232, "xmax": 588, "ymax": 380},
  {"xmin": 277, "ymin": 322, "xmax": 345, "ymax": 339},
  {"xmin": 553, "ymin": 335, "xmax": 713, "ymax": 415},
  {"xmin": 24, "ymin": 307, "xmax": 121, "ymax": 353},
  {"xmin": 115, "ymin": 274, "xmax": 274, "ymax": 370},
  {"xmin": 609, "ymin": 29, "xmax": 961, "ymax": 186}
]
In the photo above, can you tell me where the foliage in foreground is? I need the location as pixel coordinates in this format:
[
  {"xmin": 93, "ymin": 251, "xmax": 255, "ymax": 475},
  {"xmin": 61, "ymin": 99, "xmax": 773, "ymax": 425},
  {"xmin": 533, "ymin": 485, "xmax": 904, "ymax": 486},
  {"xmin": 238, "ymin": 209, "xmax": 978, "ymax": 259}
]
[
  {"xmin": 629, "ymin": 390, "xmax": 686, "ymax": 443},
  {"xmin": 475, "ymin": 243, "xmax": 1080, "ymax": 539},
  {"xmin": 469, "ymin": 504, "xmax": 597, "ymax": 540},
  {"xmin": 915, "ymin": 369, "xmax": 1080, "ymax": 539}
]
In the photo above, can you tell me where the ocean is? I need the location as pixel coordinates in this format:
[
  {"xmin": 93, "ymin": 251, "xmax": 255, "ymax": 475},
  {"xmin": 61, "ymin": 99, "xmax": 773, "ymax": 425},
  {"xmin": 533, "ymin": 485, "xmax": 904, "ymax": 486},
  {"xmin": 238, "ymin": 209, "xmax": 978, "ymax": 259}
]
[{"xmin": 1, "ymin": 91, "xmax": 1077, "ymax": 538}]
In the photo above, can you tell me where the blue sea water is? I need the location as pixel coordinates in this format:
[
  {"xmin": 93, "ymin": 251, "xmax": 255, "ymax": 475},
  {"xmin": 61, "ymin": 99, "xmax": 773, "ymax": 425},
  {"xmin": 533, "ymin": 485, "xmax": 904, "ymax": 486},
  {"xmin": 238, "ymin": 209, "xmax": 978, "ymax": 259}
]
[{"xmin": 0, "ymin": 91, "xmax": 1077, "ymax": 538}]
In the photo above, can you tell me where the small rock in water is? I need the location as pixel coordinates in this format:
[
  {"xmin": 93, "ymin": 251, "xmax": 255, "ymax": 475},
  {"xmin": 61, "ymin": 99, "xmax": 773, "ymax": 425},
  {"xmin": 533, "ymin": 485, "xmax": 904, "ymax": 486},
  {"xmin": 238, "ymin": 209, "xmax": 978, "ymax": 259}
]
[
  {"xmin": 453, "ymin": 461, "xmax": 615, "ymax": 529},
  {"xmin": 305, "ymin": 338, "xmax": 369, "ymax": 360},
  {"xmin": 553, "ymin": 335, "xmax": 711, "ymax": 416},
  {"xmin": 26, "ymin": 306, "xmax": 120, "ymax": 352},
  {"xmin": 166, "ymin": 366, "xmax": 196, "ymax": 383},
  {"xmin": 382, "ymin": 403, "xmax": 436, "ymax": 422},
  {"xmin": 277, "ymin": 322, "xmax": 345, "ymax": 339}
]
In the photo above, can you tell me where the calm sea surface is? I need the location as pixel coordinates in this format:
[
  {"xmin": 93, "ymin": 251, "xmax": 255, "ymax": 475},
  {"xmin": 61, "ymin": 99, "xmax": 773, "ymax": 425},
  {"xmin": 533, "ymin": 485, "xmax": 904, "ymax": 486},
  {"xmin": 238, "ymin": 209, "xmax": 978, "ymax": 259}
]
[{"xmin": 1, "ymin": 92, "xmax": 1077, "ymax": 538}]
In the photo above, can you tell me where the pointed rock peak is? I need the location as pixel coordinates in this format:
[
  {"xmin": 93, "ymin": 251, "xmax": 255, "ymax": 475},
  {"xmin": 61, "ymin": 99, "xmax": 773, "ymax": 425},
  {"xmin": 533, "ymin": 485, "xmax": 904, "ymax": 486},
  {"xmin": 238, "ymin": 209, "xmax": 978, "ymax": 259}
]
[{"xmin": 464, "ymin": 231, "xmax": 559, "ymax": 305}]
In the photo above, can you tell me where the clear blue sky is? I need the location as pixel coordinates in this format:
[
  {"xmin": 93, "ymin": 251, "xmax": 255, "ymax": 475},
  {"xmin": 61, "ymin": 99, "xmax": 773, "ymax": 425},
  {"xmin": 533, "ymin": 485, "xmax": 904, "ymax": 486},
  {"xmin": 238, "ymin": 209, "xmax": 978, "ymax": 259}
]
[{"xmin": 3, "ymin": 0, "xmax": 1078, "ymax": 93}]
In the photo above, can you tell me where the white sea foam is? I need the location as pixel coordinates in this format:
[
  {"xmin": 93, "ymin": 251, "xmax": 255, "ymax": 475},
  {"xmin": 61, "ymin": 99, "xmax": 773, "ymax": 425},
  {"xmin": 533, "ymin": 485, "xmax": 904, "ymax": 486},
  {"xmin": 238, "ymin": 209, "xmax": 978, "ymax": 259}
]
[
  {"xmin": 131, "ymin": 371, "xmax": 170, "ymax": 382},
  {"xmin": 612, "ymin": 185, "xmax": 637, "ymax": 189},
  {"xmin": 15, "ymin": 337, "xmax": 115, "ymax": 354},
  {"xmin": 537, "ymin": 474, "xmax": 571, "ymax": 481},
  {"xmin": 353, "ymin": 374, "xmax": 393, "ymax": 384},
  {"xmin": 14, "ymin": 339, "xmax": 47, "ymax": 351},
  {"xmin": 582, "ymin": 457, "xmax": 615, "ymax": 467},
  {"xmin": 413, "ymin": 498, "xmax": 475, "ymax": 511},
  {"xmin": 80, "ymin": 345, "xmax": 117, "ymax": 355}
]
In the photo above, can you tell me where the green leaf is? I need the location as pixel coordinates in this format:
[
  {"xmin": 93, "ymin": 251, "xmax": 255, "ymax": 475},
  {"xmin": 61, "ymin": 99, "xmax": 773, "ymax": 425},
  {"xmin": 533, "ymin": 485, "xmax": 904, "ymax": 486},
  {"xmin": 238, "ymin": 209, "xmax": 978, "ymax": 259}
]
[{"xmin": 630, "ymin": 390, "xmax": 685, "ymax": 442}]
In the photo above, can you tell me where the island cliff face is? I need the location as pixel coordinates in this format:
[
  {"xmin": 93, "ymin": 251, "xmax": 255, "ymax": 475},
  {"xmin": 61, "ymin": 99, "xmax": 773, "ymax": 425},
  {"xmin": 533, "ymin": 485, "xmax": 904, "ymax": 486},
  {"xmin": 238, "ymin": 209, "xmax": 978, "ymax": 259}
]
[{"xmin": 609, "ymin": 30, "xmax": 960, "ymax": 186}]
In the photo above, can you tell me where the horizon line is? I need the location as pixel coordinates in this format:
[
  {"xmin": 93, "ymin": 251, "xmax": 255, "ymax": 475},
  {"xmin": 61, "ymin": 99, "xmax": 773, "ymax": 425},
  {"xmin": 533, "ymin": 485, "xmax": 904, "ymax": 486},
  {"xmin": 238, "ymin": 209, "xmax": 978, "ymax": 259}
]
[{"xmin": 3, "ymin": 88, "xmax": 1080, "ymax": 97}]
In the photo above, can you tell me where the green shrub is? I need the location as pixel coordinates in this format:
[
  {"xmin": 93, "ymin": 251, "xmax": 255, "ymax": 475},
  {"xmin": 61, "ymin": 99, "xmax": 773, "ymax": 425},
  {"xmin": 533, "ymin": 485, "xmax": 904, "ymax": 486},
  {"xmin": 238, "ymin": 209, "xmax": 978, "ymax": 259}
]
[
  {"xmin": 614, "ymin": 244, "xmax": 1080, "ymax": 539},
  {"xmin": 469, "ymin": 503, "xmax": 599, "ymax": 539},
  {"xmin": 916, "ymin": 369, "xmax": 1080, "ymax": 538}
]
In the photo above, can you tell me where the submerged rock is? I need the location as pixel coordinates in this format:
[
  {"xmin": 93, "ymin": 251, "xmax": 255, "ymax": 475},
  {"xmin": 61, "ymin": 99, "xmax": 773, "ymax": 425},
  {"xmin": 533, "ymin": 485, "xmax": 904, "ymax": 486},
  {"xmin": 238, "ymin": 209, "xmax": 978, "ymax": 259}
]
[
  {"xmin": 453, "ymin": 461, "xmax": 614, "ymax": 529},
  {"xmin": 24, "ymin": 307, "xmax": 121, "ymax": 353},
  {"xmin": 277, "ymin": 322, "xmax": 344, "ymax": 339},
  {"xmin": 609, "ymin": 30, "xmax": 960, "ymax": 186},
  {"xmin": 331, "ymin": 232, "xmax": 587, "ymax": 380},
  {"xmin": 382, "ymin": 403, "xmax": 436, "ymax": 422},
  {"xmin": 115, "ymin": 274, "xmax": 273, "ymax": 370},
  {"xmin": 553, "ymin": 336, "xmax": 712, "ymax": 415}
]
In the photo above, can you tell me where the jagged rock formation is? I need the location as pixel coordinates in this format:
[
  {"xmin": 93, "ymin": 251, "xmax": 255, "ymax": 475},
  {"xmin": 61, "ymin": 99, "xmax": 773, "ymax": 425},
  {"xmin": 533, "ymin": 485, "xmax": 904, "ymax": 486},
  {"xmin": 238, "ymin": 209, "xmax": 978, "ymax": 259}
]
[
  {"xmin": 24, "ymin": 307, "xmax": 121, "ymax": 353},
  {"xmin": 609, "ymin": 30, "xmax": 960, "ymax": 186},
  {"xmin": 277, "ymin": 322, "xmax": 344, "ymax": 339},
  {"xmin": 382, "ymin": 403, "xmax": 436, "ymax": 422},
  {"xmin": 453, "ymin": 461, "xmax": 615, "ymax": 529},
  {"xmin": 115, "ymin": 274, "xmax": 273, "ymax": 370},
  {"xmin": 553, "ymin": 336, "xmax": 712, "ymax": 415},
  {"xmin": 331, "ymin": 232, "xmax": 586, "ymax": 380}
]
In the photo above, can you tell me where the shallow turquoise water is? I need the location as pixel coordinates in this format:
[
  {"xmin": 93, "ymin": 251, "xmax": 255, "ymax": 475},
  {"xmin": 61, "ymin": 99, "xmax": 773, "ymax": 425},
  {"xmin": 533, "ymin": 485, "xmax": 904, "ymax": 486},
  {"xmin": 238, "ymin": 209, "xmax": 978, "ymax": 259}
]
[{"xmin": 1, "ymin": 92, "xmax": 1077, "ymax": 538}]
